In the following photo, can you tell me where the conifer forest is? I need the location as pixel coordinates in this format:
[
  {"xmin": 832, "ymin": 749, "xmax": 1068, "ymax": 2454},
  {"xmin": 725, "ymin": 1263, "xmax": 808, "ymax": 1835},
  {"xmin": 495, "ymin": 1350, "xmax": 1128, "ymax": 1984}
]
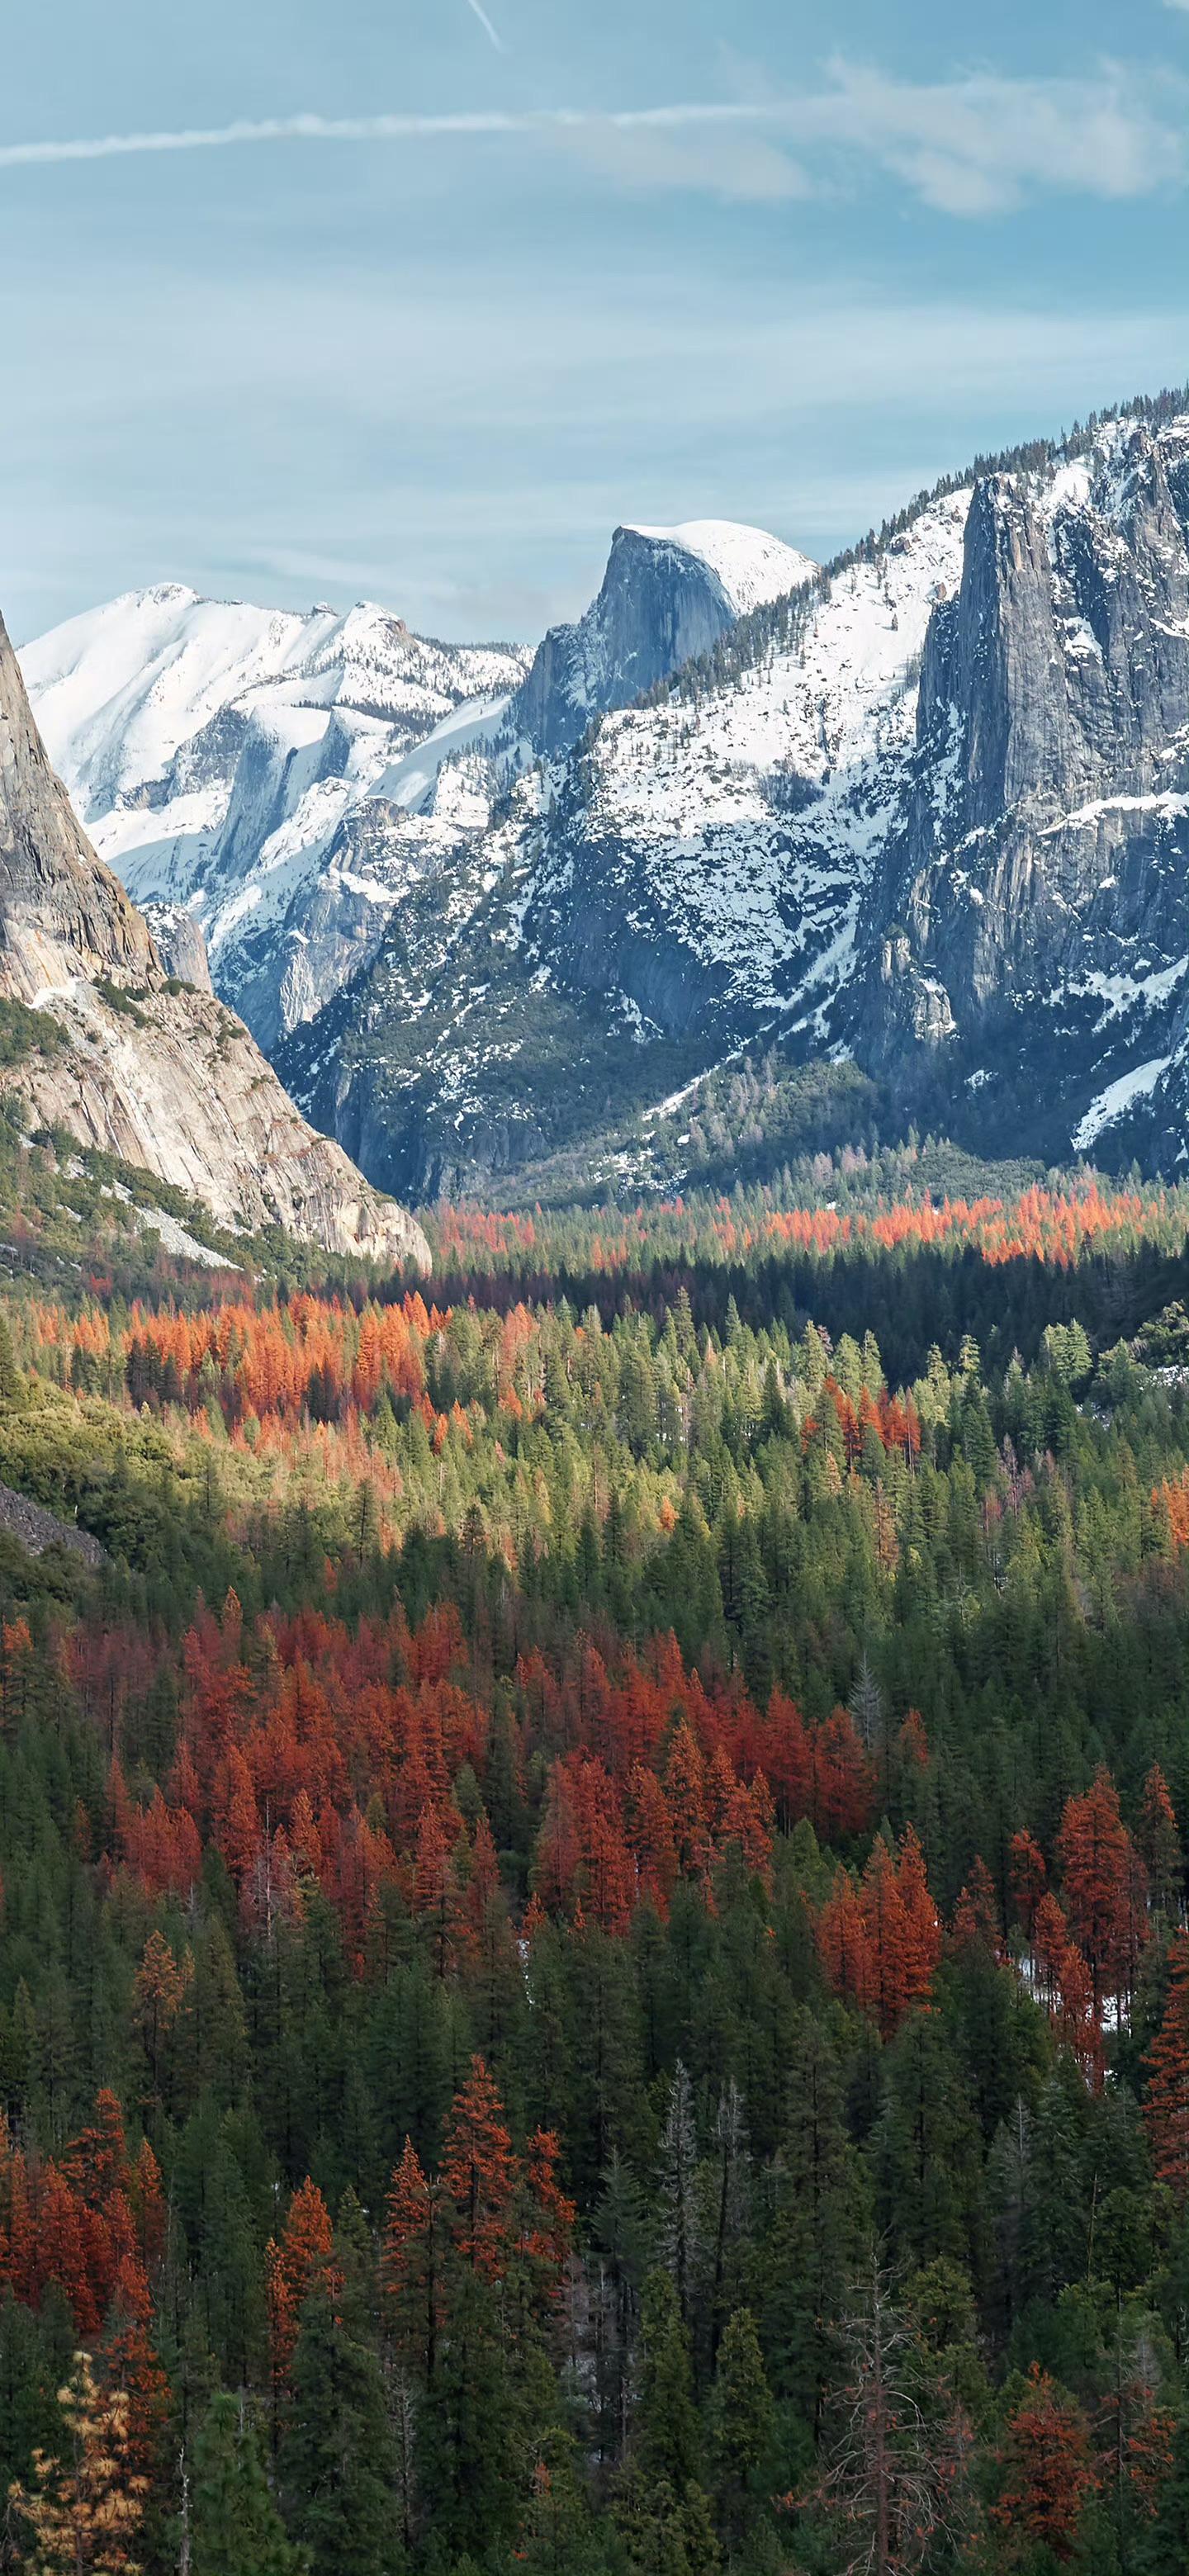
[{"xmin": 7, "ymin": 1148, "xmax": 1189, "ymax": 2576}]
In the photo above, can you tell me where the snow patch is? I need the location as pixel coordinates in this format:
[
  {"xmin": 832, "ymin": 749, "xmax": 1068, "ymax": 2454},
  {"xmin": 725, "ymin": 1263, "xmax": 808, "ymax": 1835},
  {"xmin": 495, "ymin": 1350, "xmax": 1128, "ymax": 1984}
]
[{"xmin": 1073, "ymin": 1055, "xmax": 1169, "ymax": 1149}]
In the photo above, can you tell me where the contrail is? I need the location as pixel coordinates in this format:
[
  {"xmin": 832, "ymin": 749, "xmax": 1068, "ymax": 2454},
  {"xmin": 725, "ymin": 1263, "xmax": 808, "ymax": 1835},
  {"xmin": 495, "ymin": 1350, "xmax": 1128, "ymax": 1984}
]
[
  {"xmin": 462, "ymin": 0, "xmax": 504, "ymax": 51},
  {"xmin": 0, "ymin": 101, "xmax": 773, "ymax": 173}
]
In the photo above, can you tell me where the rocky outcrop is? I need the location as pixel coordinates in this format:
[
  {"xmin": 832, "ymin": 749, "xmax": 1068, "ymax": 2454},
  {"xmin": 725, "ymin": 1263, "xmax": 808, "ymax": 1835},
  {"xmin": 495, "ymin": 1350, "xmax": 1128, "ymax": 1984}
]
[
  {"xmin": 14, "ymin": 978, "xmax": 429, "ymax": 1260},
  {"xmin": 0, "ymin": 611, "xmax": 429, "ymax": 1267},
  {"xmin": 140, "ymin": 901, "xmax": 214, "ymax": 991},
  {"xmin": 0, "ymin": 1480, "xmax": 106, "ymax": 1567},
  {"xmin": 0, "ymin": 609, "xmax": 154, "ymax": 997},
  {"xmin": 862, "ymin": 435, "xmax": 1189, "ymax": 1019}
]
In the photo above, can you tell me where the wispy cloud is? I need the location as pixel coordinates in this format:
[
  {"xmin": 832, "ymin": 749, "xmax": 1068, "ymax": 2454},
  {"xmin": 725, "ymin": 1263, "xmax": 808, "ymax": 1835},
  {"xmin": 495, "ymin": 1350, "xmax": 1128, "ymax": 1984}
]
[
  {"xmin": 808, "ymin": 58, "xmax": 1184, "ymax": 215},
  {"xmin": 462, "ymin": 0, "xmax": 504, "ymax": 54},
  {"xmin": 0, "ymin": 64, "xmax": 1183, "ymax": 215}
]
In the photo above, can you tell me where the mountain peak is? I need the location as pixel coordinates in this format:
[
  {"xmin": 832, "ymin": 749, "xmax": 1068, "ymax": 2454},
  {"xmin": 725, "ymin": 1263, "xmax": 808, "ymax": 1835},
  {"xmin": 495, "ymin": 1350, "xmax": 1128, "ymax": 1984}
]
[
  {"xmin": 618, "ymin": 519, "xmax": 817, "ymax": 618},
  {"xmin": 514, "ymin": 514, "xmax": 815, "ymax": 759}
]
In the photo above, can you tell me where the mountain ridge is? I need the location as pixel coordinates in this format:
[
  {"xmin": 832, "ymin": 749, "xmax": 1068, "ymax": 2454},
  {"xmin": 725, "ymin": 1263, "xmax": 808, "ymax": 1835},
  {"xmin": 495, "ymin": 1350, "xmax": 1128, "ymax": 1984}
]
[{"xmin": 25, "ymin": 386, "xmax": 1189, "ymax": 1203}]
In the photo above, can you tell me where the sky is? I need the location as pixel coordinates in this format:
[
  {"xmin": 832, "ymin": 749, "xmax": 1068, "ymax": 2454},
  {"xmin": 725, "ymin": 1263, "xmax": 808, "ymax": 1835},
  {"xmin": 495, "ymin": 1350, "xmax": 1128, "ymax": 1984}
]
[{"xmin": 2, "ymin": 0, "xmax": 1189, "ymax": 646}]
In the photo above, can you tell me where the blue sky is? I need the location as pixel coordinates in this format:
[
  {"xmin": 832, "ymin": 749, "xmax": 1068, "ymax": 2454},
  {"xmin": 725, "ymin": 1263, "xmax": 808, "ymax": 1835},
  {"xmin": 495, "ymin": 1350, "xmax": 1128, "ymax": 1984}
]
[{"xmin": 3, "ymin": 0, "xmax": 1189, "ymax": 645}]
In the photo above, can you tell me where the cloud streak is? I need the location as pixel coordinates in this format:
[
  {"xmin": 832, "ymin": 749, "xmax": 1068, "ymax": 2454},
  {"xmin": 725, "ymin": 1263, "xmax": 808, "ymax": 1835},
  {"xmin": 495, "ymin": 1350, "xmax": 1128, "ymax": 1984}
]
[
  {"xmin": 0, "ymin": 103, "xmax": 775, "ymax": 170},
  {"xmin": 462, "ymin": 0, "xmax": 504, "ymax": 53},
  {"xmin": 0, "ymin": 64, "xmax": 1183, "ymax": 215}
]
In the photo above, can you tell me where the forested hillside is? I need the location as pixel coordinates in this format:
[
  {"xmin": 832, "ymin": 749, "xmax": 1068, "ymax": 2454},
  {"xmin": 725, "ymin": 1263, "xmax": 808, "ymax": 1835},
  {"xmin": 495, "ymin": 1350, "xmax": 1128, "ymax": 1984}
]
[{"xmin": 6, "ymin": 1156, "xmax": 1189, "ymax": 2573}]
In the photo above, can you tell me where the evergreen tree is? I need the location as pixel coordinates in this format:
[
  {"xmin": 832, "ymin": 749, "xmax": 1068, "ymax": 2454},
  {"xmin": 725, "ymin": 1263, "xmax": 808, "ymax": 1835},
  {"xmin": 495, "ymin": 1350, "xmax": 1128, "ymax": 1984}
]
[
  {"xmin": 636, "ymin": 2270, "xmax": 700, "ymax": 2496},
  {"xmin": 279, "ymin": 2294, "xmax": 400, "ymax": 2576},
  {"xmin": 190, "ymin": 2390, "xmax": 303, "ymax": 2576},
  {"xmin": 708, "ymin": 2307, "xmax": 775, "ymax": 2549}
]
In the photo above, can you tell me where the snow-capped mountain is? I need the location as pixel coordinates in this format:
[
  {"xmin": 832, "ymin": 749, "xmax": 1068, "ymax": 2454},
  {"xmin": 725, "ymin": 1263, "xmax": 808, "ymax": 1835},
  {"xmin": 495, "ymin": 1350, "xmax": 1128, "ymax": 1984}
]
[
  {"xmin": 27, "ymin": 403, "xmax": 1189, "ymax": 1200},
  {"xmin": 21, "ymin": 528, "xmax": 815, "ymax": 1068},
  {"xmin": 514, "ymin": 519, "xmax": 817, "ymax": 755},
  {"xmin": 278, "ymin": 484, "xmax": 976, "ymax": 1197},
  {"xmin": 282, "ymin": 399, "xmax": 1189, "ymax": 1197},
  {"xmin": 21, "ymin": 587, "xmax": 529, "ymax": 1051}
]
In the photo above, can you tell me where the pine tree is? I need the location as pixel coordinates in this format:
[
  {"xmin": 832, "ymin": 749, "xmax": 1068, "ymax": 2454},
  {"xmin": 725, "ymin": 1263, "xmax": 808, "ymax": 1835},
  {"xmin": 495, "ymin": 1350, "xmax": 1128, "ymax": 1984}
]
[
  {"xmin": 636, "ymin": 2270, "xmax": 700, "ymax": 2497},
  {"xmin": 876, "ymin": 2010, "xmax": 980, "ymax": 2271},
  {"xmin": 190, "ymin": 2391, "xmax": 303, "ymax": 2576},
  {"xmin": 993, "ymin": 2364, "xmax": 1098, "ymax": 2562},
  {"xmin": 613, "ymin": 2472, "xmax": 693, "ymax": 2576},
  {"xmin": 708, "ymin": 2308, "xmax": 775, "ymax": 2549},
  {"xmin": 0, "ymin": 1310, "xmax": 23, "ymax": 1406},
  {"xmin": 279, "ymin": 2292, "xmax": 399, "ymax": 2576},
  {"xmin": 656, "ymin": 2059, "xmax": 701, "ymax": 2326},
  {"xmin": 519, "ymin": 2428, "xmax": 604, "ymax": 2576},
  {"xmin": 760, "ymin": 2006, "xmax": 869, "ymax": 2434},
  {"xmin": 1139, "ymin": 1765, "xmax": 1182, "ymax": 1922},
  {"xmin": 1144, "ymin": 1932, "xmax": 1189, "ymax": 2199}
]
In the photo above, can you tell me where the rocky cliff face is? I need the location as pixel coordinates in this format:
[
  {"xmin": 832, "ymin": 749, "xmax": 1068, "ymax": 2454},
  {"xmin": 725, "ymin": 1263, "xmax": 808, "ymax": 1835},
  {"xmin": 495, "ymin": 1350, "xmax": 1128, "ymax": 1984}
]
[
  {"xmin": 140, "ymin": 901, "xmax": 214, "ymax": 991},
  {"xmin": 852, "ymin": 417, "xmax": 1189, "ymax": 1155},
  {"xmin": 514, "ymin": 519, "xmax": 817, "ymax": 755},
  {"xmin": 0, "ymin": 609, "xmax": 155, "ymax": 998},
  {"xmin": 0, "ymin": 610, "xmax": 429, "ymax": 1265}
]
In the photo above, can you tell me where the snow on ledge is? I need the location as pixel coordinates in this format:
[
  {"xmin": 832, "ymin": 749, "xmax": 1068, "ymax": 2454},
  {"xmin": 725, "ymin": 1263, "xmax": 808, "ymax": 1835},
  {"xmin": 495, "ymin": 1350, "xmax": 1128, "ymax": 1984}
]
[{"xmin": 1073, "ymin": 1054, "xmax": 1169, "ymax": 1151}]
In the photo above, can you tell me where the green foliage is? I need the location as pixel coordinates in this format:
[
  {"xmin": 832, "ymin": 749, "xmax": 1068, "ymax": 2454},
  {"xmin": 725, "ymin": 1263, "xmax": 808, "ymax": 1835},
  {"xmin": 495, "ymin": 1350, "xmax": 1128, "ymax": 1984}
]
[
  {"xmin": 191, "ymin": 2390, "xmax": 304, "ymax": 2576},
  {"xmin": 280, "ymin": 2294, "xmax": 400, "ymax": 2576},
  {"xmin": 94, "ymin": 976, "xmax": 150, "ymax": 1025},
  {"xmin": 0, "ymin": 995, "xmax": 66, "ymax": 1067}
]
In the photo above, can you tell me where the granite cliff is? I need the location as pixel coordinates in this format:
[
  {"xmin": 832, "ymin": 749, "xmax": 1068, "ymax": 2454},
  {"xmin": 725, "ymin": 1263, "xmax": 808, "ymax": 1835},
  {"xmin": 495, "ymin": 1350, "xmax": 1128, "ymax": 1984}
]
[{"xmin": 0, "ymin": 609, "xmax": 429, "ymax": 1265}]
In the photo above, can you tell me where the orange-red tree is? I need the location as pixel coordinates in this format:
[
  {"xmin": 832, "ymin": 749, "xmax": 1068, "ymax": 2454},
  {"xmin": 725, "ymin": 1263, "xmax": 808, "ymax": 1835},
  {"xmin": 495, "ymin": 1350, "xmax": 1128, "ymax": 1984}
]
[
  {"xmin": 994, "ymin": 2365, "xmax": 1098, "ymax": 2563},
  {"xmin": 439, "ymin": 2054, "xmax": 519, "ymax": 2280},
  {"xmin": 1056, "ymin": 1769, "xmax": 1144, "ymax": 2013},
  {"xmin": 266, "ymin": 2176, "xmax": 340, "ymax": 2386},
  {"xmin": 1144, "ymin": 1933, "xmax": 1189, "ymax": 2199},
  {"xmin": 381, "ymin": 2135, "xmax": 443, "ymax": 2379}
]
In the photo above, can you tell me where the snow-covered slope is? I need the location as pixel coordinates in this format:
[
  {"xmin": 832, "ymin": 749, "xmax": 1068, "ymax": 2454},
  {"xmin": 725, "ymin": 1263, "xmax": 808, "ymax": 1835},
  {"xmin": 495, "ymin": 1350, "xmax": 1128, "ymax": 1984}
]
[
  {"xmin": 524, "ymin": 490, "xmax": 968, "ymax": 1037},
  {"xmin": 21, "ymin": 587, "xmax": 528, "ymax": 1050}
]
